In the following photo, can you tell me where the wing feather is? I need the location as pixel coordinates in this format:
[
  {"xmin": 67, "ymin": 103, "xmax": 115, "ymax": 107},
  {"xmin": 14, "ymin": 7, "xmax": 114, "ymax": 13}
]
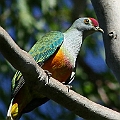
[
  {"xmin": 29, "ymin": 31, "xmax": 64, "ymax": 63},
  {"xmin": 12, "ymin": 31, "xmax": 64, "ymax": 96}
]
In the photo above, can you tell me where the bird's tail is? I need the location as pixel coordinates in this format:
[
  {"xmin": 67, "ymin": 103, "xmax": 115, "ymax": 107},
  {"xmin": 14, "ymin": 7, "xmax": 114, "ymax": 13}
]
[
  {"xmin": 6, "ymin": 99, "xmax": 20, "ymax": 120},
  {"xmin": 6, "ymin": 99, "xmax": 13, "ymax": 120}
]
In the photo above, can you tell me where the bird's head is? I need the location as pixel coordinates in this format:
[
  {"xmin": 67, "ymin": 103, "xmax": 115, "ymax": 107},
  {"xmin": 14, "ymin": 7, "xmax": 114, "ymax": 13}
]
[{"xmin": 72, "ymin": 17, "xmax": 104, "ymax": 38}]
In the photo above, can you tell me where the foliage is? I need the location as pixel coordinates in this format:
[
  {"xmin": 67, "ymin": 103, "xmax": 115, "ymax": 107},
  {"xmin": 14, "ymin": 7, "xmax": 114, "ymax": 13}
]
[{"xmin": 0, "ymin": 0, "xmax": 119, "ymax": 120}]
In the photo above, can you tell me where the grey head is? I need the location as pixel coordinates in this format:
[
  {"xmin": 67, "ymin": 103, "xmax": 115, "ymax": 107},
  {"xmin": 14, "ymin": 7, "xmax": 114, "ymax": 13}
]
[{"xmin": 71, "ymin": 17, "xmax": 104, "ymax": 38}]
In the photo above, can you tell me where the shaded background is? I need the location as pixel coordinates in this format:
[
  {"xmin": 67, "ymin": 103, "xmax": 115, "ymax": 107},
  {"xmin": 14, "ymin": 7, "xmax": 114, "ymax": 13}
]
[{"xmin": 0, "ymin": 0, "xmax": 120, "ymax": 120}]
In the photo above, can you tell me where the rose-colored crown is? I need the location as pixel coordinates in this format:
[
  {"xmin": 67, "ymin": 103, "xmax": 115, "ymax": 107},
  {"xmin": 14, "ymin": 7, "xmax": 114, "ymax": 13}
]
[{"xmin": 89, "ymin": 18, "xmax": 99, "ymax": 27}]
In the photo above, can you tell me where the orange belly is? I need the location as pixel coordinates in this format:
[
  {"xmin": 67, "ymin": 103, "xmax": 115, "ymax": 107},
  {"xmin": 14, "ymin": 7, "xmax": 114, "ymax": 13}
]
[
  {"xmin": 11, "ymin": 48, "xmax": 72, "ymax": 118},
  {"xmin": 42, "ymin": 48, "xmax": 72, "ymax": 83}
]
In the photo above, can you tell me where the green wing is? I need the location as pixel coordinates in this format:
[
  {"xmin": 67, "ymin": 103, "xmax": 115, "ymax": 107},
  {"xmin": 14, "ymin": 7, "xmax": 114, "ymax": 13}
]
[
  {"xmin": 29, "ymin": 31, "xmax": 64, "ymax": 63},
  {"xmin": 12, "ymin": 31, "xmax": 64, "ymax": 94}
]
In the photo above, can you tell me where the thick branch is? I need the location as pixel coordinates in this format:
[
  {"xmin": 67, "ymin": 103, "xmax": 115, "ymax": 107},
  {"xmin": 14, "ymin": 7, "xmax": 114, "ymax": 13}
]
[
  {"xmin": 91, "ymin": 0, "xmax": 120, "ymax": 82},
  {"xmin": 0, "ymin": 27, "xmax": 37, "ymax": 74},
  {"xmin": 0, "ymin": 26, "xmax": 120, "ymax": 120}
]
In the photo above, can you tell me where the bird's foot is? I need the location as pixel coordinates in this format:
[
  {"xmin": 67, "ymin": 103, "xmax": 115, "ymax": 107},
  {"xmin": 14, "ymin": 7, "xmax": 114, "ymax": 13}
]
[
  {"xmin": 66, "ymin": 85, "xmax": 72, "ymax": 92},
  {"xmin": 62, "ymin": 82, "xmax": 72, "ymax": 92},
  {"xmin": 44, "ymin": 70, "xmax": 52, "ymax": 84}
]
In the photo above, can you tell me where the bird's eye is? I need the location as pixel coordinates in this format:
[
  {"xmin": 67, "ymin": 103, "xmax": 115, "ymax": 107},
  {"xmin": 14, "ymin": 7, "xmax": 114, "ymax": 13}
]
[{"xmin": 84, "ymin": 19, "xmax": 90, "ymax": 24}]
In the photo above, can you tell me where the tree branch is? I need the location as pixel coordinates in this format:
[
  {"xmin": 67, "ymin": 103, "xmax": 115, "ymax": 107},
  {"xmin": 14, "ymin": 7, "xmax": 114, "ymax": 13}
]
[
  {"xmin": 0, "ymin": 26, "xmax": 120, "ymax": 120},
  {"xmin": 91, "ymin": 0, "xmax": 120, "ymax": 82}
]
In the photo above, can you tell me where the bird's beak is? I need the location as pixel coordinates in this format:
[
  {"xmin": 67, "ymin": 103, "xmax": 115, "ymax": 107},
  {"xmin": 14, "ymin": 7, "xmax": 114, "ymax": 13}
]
[{"xmin": 95, "ymin": 27, "xmax": 104, "ymax": 33}]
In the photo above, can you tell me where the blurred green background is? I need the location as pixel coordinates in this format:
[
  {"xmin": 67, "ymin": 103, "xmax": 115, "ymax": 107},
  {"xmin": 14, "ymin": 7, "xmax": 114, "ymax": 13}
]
[{"xmin": 0, "ymin": 0, "xmax": 120, "ymax": 120}]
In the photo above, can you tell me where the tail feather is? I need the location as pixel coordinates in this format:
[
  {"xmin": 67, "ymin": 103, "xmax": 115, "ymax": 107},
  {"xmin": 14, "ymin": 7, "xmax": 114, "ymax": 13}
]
[
  {"xmin": 6, "ymin": 99, "xmax": 13, "ymax": 120},
  {"xmin": 6, "ymin": 99, "xmax": 20, "ymax": 120}
]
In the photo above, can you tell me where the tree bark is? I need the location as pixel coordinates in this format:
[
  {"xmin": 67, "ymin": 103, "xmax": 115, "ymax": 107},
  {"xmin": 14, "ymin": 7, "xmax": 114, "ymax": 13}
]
[
  {"xmin": 0, "ymin": 27, "xmax": 120, "ymax": 120},
  {"xmin": 91, "ymin": 0, "xmax": 120, "ymax": 82}
]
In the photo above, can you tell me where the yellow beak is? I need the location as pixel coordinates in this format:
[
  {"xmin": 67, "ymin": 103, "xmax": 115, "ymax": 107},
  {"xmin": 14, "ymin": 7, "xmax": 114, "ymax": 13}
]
[{"xmin": 95, "ymin": 27, "xmax": 104, "ymax": 33}]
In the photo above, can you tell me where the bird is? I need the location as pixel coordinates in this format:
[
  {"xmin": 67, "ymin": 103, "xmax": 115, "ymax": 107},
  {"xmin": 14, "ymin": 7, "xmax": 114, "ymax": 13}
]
[{"xmin": 7, "ymin": 17, "xmax": 103, "ymax": 120}]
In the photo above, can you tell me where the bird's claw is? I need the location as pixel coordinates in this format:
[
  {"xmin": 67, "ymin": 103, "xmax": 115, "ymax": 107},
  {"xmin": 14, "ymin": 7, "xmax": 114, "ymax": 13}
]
[
  {"xmin": 65, "ymin": 85, "xmax": 72, "ymax": 92},
  {"xmin": 44, "ymin": 70, "xmax": 52, "ymax": 84},
  {"xmin": 62, "ymin": 82, "xmax": 72, "ymax": 92}
]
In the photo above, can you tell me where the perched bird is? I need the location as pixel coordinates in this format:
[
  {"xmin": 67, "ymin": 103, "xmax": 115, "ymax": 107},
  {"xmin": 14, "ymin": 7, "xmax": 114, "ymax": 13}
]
[{"xmin": 7, "ymin": 17, "xmax": 103, "ymax": 120}]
